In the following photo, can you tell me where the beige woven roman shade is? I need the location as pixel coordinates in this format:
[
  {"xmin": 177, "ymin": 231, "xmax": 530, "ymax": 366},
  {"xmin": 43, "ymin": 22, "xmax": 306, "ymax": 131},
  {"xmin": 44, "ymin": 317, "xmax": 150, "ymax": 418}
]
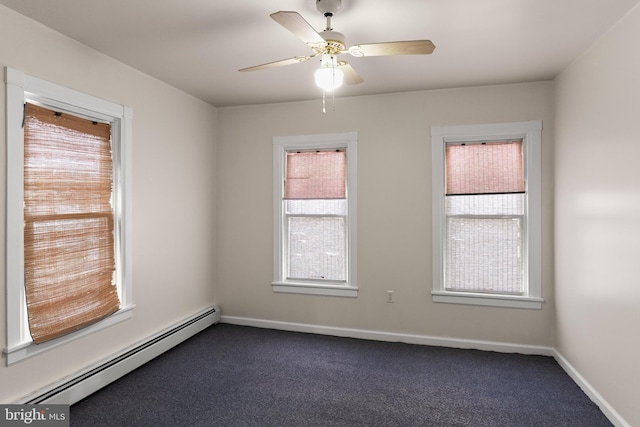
[
  {"xmin": 23, "ymin": 102, "xmax": 121, "ymax": 344},
  {"xmin": 284, "ymin": 150, "xmax": 346, "ymax": 199}
]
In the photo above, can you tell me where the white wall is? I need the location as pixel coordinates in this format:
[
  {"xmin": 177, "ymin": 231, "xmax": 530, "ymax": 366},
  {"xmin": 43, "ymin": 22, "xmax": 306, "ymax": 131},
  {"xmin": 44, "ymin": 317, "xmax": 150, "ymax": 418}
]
[
  {"xmin": 555, "ymin": 4, "xmax": 640, "ymax": 426},
  {"xmin": 0, "ymin": 6, "xmax": 217, "ymax": 402},
  {"xmin": 6, "ymin": 1, "xmax": 637, "ymax": 422},
  {"xmin": 217, "ymin": 82, "xmax": 555, "ymax": 347}
]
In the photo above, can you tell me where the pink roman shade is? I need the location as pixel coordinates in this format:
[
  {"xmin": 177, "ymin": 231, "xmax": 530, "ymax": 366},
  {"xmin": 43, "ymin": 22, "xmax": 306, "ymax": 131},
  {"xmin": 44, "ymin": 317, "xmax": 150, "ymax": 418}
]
[
  {"xmin": 285, "ymin": 150, "xmax": 346, "ymax": 199},
  {"xmin": 446, "ymin": 140, "xmax": 524, "ymax": 195}
]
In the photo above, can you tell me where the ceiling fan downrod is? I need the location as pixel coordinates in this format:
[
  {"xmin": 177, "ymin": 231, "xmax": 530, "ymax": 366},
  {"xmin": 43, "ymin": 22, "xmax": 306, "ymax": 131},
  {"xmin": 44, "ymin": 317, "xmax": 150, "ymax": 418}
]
[
  {"xmin": 324, "ymin": 12, "xmax": 334, "ymax": 31},
  {"xmin": 316, "ymin": 0, "xmax": 345, "ymax": 54}
]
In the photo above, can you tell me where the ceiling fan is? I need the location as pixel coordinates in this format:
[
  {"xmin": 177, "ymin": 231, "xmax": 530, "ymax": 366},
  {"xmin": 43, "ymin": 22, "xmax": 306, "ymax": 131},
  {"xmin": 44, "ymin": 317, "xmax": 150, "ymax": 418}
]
[{"xmin": 239, "ymin": 0, "xmax": 435, "ymax": 92}]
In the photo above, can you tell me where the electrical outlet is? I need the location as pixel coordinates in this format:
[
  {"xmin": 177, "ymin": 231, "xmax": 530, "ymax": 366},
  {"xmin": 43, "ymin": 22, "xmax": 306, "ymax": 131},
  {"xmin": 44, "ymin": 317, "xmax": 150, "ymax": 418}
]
[{"xmin": 387, "ymin": 290, "xmax": 394, "ymax": 303}]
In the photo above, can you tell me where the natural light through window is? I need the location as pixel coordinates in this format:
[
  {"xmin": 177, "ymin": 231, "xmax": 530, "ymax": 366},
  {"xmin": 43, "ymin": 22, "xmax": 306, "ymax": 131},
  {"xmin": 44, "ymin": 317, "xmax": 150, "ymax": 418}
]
[
  {"xmin": 431, "ymin": 121, "xmax": 542, "ymax": 309},
  {"xmin": 5, "ymin": 67, "xmax": 134, "ymax": 364},
  {"xmin": 273, "ymin": 132, "xmax": 357, "ymax": 297}
]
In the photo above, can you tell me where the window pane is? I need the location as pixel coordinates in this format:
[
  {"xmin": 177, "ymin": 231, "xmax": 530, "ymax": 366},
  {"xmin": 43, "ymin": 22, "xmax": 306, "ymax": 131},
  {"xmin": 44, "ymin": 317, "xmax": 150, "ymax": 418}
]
[
  {"xmin": 446, "ymin": 193, "xmax": 524, "ymax": 216},
  {"xmin": 24, "ymin": 215, "xmax": 120, "ymax": 341},
  {"xmin": 24, "ymin": 104, "xmax": 113, "ymax": 216},
  {"xmin": 288, "ymin": 216, "xmax": 346, "ymax": 281},
  {"xmin": 446, "ymin": 217, "xmax": 523, "ymax": 294},
  {"xmin": 446, "ymin": 140, "xmax": 524, "ymax": 195},
  {"xmin": 286, "ymin": 199, "xmax": 347, "ymax": 216}
]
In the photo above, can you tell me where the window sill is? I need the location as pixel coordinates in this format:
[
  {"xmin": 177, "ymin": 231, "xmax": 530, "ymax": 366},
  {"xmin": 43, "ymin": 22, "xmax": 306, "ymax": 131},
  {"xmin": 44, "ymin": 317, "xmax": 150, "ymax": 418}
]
[
  {"xmin": 432, "ymin": 291, "xmax": 543, "ymax": 310},
  {"xmin": 272, "ymin": 282, "xmax": 358, "ymax": 298},
  {"xmin": 4, "ymin": 304, "xmax": 135, "ymax": 365}
]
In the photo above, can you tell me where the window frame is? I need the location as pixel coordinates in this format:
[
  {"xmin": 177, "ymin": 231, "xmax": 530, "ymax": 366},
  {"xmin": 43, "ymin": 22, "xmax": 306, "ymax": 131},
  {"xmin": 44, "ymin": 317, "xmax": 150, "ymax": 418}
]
[
  {"xmin": 5, "ymin": 67, "xmax": 134, "ymax": 364},
  {"xmin": 431, "ymin": 121, "xmax": 543, "ymax": 309},
  {"xmin": 272, "ymin": 132, "xmax": 357, "ymax": 297}
]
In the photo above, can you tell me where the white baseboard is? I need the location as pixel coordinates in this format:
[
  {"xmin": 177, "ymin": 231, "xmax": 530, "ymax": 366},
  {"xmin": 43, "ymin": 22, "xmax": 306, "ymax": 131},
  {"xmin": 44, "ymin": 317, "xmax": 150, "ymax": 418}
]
[
  {"xmin": 221, "ymin": 315, "xmax": 629, "ymax": 427},
  {"xmin": 18, "ymin": 306, "xmax": 220, "ymax": 405},
  {"xmin": 16, "ymin": 310, "xmax": 628, "ymax": 427},
  {"xmin": 553, "ymin": 350, "xmax": 630, "ymax": 427},
  {"xmin": 220, "ymin": 315, "xmax": 554, "ymax": 355}
]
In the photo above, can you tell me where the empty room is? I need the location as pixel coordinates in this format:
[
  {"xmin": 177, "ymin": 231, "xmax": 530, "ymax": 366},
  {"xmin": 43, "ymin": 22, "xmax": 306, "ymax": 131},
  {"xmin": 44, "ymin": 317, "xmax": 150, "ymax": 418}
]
[{"xmin": 0, "ymin": 0, "xmax": 638, "ymax": 426}]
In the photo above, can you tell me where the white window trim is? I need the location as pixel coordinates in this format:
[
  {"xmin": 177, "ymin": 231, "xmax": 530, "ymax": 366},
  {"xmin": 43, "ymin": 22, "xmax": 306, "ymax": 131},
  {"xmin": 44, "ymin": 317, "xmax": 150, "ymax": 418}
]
[
  {"xmin": 431, "ymin": 121, "xmax": 543, "ymax": 309},
  {"xmin": 272, "ymin": 132, "xmax": 357, "ymax": 298},
  {"xmin": 4, "ymin": 67, "xmax": 135, "ymax": 365}
]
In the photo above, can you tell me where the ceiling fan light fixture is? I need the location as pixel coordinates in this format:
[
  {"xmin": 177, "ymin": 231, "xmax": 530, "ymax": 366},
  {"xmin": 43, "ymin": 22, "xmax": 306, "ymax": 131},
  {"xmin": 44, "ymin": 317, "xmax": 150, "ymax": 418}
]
[{"xmin": 315, "ymin": 54, "xmax": 344, "ymax": 91}]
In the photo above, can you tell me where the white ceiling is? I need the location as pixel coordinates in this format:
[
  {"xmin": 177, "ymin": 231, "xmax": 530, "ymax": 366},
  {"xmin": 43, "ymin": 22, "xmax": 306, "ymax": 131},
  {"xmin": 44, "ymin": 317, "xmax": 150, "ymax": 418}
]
[{"xmin": 1, "ymin": 0, "xmax": 639, "ymax": 108}]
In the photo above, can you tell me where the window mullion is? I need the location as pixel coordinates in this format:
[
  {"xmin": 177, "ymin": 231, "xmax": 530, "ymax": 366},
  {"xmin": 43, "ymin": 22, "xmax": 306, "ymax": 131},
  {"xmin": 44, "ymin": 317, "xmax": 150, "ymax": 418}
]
[
  {"xmin": 445, "ymin": 214, "xmax": 524, "ymax": 220},
  {"xmin": 285, "ymin": 213, "xmax": 347, "ymax": 218}
]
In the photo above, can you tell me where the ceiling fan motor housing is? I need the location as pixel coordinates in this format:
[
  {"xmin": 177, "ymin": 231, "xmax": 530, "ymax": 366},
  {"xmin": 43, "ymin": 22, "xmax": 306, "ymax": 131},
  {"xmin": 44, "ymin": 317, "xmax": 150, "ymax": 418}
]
[
  {"xmin": 321, "ymin": 30, "xmax": 346, "ymax": 53},
  {"xmin": 317, "ymin": 0, "xmax": 342, "ymax": 16}
]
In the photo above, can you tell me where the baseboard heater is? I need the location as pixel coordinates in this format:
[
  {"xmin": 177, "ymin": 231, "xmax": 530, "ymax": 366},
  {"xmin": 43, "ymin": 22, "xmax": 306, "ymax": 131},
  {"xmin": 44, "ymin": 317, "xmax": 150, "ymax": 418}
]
[{"xmin": 20, "ymin": 305, "xmax": 220, "ymax": 405}]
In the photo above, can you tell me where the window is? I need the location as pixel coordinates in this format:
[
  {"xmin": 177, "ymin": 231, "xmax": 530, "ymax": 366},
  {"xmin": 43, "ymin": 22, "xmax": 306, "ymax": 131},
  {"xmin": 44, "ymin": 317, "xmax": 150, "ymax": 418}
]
[
  {"xmin": 273, "ymin": 132, "xmax": 357, "ymax": 297},
  {"xmin": 431, "ymin": 121, "xmax": 542, "ymax": 309},
  {"xmin": 23, "ymin": 102, "xmax": 122, "ymax": 344},
  {"xmin": 5, "ymin": 67, "xmax": 134, "ymax": 364}
]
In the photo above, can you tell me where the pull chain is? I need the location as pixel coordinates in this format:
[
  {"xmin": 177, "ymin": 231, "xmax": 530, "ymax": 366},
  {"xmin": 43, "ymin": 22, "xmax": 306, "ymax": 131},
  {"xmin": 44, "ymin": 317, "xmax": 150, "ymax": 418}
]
[
  {"xmin": 322, "ymin": 90, "xmax": 326, "ymax": 113},
  {"xmin": 321, "ymin": 90, "xmax": 337, "ymax": 114}
]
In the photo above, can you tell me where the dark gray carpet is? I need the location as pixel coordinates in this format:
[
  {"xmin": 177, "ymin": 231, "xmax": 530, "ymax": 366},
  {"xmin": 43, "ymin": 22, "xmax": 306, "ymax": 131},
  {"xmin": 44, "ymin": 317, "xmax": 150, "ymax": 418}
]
[{"xmin": 71, "ymin": 324, "xmax": 611, "ymax": 426}]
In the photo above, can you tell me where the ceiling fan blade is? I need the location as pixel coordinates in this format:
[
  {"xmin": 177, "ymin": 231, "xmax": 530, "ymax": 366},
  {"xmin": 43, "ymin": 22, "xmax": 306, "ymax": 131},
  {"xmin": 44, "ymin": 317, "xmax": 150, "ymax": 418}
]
[
  {"xmin": 348, "ymin": 40, "xmax": 435, "ymax": 57},
  {"xmin": 239, "ymin": 55, "xmax": 313, "ymax": 72},
  {"xmin": 338, "ymin": 62, "xmax": 364, "ymax": 85},
  {"xmin": 270, "ymin": 11, "xmax": 326, "ymax": 46}
]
